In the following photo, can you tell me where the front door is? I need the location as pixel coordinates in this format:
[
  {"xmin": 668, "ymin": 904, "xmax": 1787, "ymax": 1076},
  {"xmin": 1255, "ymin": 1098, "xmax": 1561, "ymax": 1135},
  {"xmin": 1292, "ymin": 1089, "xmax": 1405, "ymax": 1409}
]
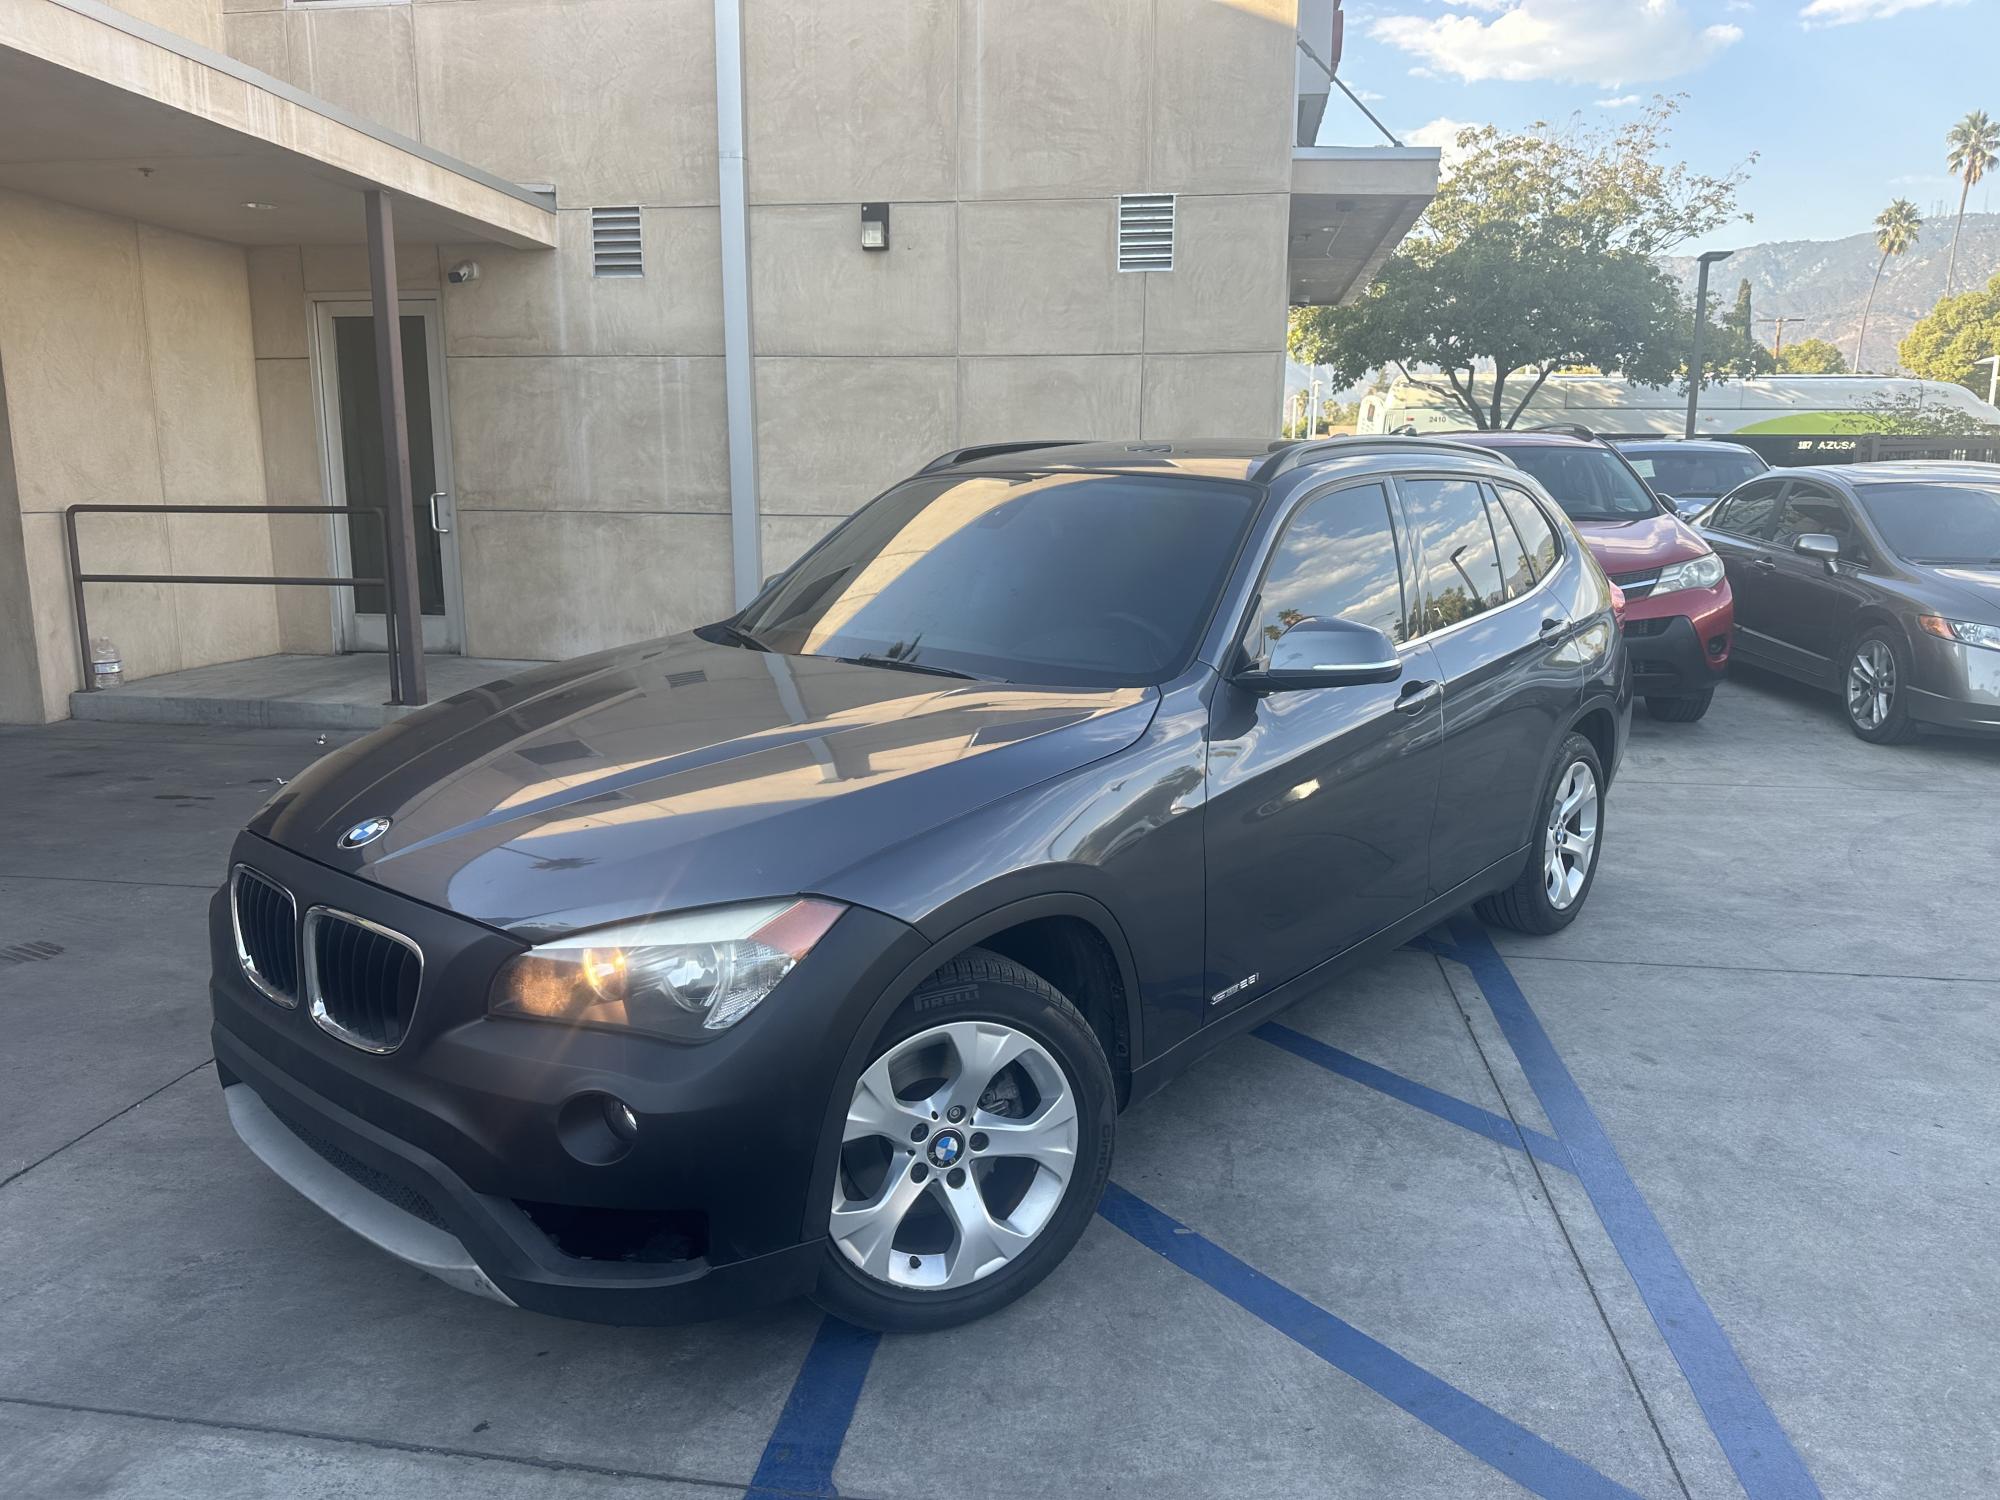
[
  {"xmin": 1203, "ymin": 480, "xmax": 1444, "ymax": 1018},
  {"xmin": 314, "ymin": 300, "xmax": 462, "ymax": 653},
  {"xmin": 1760, "ymin": 482, "xmax": 1871, "ymax": 679}
]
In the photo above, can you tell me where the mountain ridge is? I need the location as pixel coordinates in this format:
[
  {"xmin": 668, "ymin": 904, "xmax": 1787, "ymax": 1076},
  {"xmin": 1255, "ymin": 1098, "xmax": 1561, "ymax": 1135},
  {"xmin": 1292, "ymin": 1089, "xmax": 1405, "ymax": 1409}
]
[{"xmin": 1664, "ymin": 213, "xmax": 2000, "ymax": 375}]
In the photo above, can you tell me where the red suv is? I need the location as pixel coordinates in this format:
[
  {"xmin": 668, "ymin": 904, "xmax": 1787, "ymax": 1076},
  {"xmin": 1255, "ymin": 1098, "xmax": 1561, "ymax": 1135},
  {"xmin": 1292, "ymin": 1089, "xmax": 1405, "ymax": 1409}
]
[{"xmin": 1456, "ymin": 430, "xmax": 1733, "ymax": 721}]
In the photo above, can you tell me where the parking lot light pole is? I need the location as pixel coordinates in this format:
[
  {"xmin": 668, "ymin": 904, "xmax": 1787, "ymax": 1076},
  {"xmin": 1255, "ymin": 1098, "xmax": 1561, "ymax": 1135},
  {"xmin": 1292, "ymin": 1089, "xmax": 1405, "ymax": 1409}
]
[{"xmin": 1684, "ymin": 249, "xmax": 1734, "ymax": 439}]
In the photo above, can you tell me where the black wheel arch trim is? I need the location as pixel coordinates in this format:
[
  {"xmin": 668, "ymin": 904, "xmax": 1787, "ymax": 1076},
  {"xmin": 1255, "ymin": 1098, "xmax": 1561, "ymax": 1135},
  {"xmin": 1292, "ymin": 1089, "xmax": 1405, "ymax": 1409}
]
[{"xmin": 801, "ymin": 890, "xmax": 1144, "ymax": 1245}]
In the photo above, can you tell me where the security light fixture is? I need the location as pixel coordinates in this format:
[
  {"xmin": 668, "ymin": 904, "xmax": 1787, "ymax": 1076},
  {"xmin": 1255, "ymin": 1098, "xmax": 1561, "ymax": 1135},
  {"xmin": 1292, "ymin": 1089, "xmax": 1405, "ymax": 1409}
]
[{"xmin": 860, "ymin": 203, "xmax": 889, "ymax": 251}]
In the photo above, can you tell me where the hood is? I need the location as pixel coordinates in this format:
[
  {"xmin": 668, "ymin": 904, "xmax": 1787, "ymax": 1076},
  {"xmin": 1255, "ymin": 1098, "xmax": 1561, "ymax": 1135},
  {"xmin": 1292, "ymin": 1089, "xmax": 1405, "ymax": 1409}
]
[
  {"xmin": 1571, "ymin": 511, "xmax": 1711, "ymax": 574},
  {"xmin": 1932, "ymin": 565, "xmax": 2000, "ymax": 616},
  {"xmin": 255, "ymin": 634, "xmax": 1154, "ymax": 939}
]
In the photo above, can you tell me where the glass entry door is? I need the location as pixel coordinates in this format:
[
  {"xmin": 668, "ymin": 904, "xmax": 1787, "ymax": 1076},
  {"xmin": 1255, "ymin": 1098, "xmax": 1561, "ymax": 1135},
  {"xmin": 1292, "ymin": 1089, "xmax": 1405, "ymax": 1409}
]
[{"xmin": 314, "ymin": 300, "xmax": 462, "ymax": 653}]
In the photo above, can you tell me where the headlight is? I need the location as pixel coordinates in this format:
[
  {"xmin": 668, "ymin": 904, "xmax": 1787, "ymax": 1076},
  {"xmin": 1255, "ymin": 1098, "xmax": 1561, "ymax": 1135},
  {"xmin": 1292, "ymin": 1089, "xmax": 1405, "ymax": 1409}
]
[
  {"xmin": 1920, "ymin": 615, "xmax": 2000, "ymax": 651},
  {"xmin": 490, "ymin": 898, "xmax": 845, "ymax": 1041},
  {"xmin": 1653, "ymin": 552, "xmax": 1725, "ymax": 595}
]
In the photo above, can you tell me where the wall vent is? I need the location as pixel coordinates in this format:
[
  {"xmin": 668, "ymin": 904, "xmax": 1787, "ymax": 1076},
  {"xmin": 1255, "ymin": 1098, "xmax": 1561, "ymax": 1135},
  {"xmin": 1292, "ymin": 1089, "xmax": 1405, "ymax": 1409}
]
[
  {"xmin": 591, "ymin": 207, "xmax": 644, "ymax": 278},
  {"xmin": 1117, "ymin": 194, "xmax": 1175, "ymax": 272}
]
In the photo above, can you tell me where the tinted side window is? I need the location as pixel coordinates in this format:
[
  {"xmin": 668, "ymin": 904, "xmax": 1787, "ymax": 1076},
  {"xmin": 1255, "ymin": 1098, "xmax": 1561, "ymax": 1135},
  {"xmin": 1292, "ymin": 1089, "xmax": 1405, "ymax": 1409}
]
[
  {"xmin": 1482, "ymin": 487, "xmax": 1537, "ymax": 602},
  {"xmin": 1493, "ymin": 484, "xmax": 1561, "ymax": 585},
  {"xmin": 1772, "ymin": 487, "xmax": 1859, "ymax": 547},
  {"xmin": 1403, "ymin": 477, "xmax": 1506, "ymax": 632},
  {"xmin": 1706, "ymin": 479, "xmax": 1785, "ymax": 540},
  {"xmin": 1247, "ymin": 482, "xmax": 1410, "ymax": 653}
]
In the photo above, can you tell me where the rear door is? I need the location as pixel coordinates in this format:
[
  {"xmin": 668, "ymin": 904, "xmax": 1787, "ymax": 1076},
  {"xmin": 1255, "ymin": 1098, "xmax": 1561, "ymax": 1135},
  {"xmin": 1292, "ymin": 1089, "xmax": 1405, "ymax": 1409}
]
[
  {"xmin": 1202, "ymin": 480, "xmax": 1443, "ymax": 1017},
  {"xmin": 1399, "ymin": 475, "xmax": 1581, "ymax": 895}
]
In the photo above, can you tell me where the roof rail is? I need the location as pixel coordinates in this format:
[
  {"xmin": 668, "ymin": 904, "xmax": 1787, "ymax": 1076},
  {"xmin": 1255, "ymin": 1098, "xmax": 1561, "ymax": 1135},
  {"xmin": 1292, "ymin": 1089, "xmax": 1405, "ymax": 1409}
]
[
  {"xmin": 1254, "ymin": 435, "xmax": 1516, "ymax": 480},
  {"xmin": 918, "ymin": 440, "xmax": 1080, "ymax": 474},
  {"xmin": 1522, "ymin": 422, "xmax": 1599, "ymax": 441}
]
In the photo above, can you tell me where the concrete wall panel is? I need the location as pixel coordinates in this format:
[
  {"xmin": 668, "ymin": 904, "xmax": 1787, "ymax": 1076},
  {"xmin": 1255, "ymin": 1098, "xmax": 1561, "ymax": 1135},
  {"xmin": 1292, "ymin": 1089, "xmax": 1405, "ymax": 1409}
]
[
  {"xmin": 447, "ymin": 355, "xmax": 729, "ymax": 514},
  {"xmin": 440, "ymin": 209, "xmax": 723, "ymax": 358},
  {"xmin": 760, "ymin": 513, "xmax": 841, "ymax": 575},
  {"xmin": 958, "ymin": 199, "xmax": 1142, "ymax": 355},
  {"xmin": 957, "ymin": 355, "xmax": 1141, "ymax": 444},
  {"xmin": 958, "ymin": 0, "xmax": 1148, "ymax": 199},
  {"xmin": 750, "ymin": 204, "xmax": 956, "ymax": 356},
  {"xmin": 745, "ymin": 0, "xmax": 956, "ymax": 204},
  {"xmin": 459, "ymin": 509, "xmax": 733, "ymax": 660},
  {"xmin": 247, "ymin": 247, "xmax": 308, "ymax": 360},
  {"xmin": 255, "ymin": 357, "xmax": 336, "ymax": 654},
  {"xmin": 755, "ymin": 357, "xmax": 954, "ymax": 515},
  {"xmin": 220, "ymin": 10, "xmax": 300, "ymax": 87},
  {"xmin": 1142, "ymin": 194, "xmax": 1290, "ymax": 353},
  {"xmin": 106, "ymin": 0, "xmax": 224, "ymax": 49},
  {"xmin": 297, "ymin": 5, "xmax": 421, "ymax": 140},
  {"xmin": 1150, "ymin": 0, "xmax": 1296, "ymax": 194},
  {"xmin": 1141, "ymin": 352, "xmax": 1284, "ymax": 438},
  {"xmin": 300, "ymin": 244, "xmax": 441, "ymax": 294},
  {"xmin": 413, "ymin": 0, "xmax": 717, "ymax": 207}
]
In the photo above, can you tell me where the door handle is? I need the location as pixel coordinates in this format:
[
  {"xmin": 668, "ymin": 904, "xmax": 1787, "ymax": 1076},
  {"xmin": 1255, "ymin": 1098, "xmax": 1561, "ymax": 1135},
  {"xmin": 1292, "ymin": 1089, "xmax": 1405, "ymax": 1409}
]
[
  {"xmin": 1750, "ymin": 556, "xmax": 1777, "ymax": 572},
  {"xmin": 428, "ymin": 492, "xmax": 450, "ymax": 535},
  {"xmin": 1395, "ymin": 679, "xmax": 1440, "ymax": 715},
  {"xmin": 1539, "ymin": 616, "xmax": 1565, "ymax": 637}
]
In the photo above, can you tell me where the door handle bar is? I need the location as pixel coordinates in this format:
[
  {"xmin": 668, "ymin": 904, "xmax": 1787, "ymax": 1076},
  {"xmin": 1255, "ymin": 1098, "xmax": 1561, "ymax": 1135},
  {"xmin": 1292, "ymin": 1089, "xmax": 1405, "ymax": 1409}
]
[
  {"xmin": 428, "ymin": 492, "xmax": 450, "ymax": 534},
  {"xmin": 1395, "ymin": 679, "xmax": 1441, "ymax": 714}
]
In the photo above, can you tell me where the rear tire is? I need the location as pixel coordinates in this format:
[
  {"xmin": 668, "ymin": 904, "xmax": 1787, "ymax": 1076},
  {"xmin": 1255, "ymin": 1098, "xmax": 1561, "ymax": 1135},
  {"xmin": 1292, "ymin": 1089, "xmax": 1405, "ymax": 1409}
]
[
  {"xmin": 1645, "ymin": 688, "xmax": 1714, "ymax": 722},
  {"xmin": 1476, "ymin": 732, "xmax": 1605, "ymax": 936},
  {"xmin": 811, "ymin": 950, "xmax": 1115, "ymax": 1333},
  {"xmin": 1843, "ymin": 628, "xmax": 1919, "ymax": 745}
]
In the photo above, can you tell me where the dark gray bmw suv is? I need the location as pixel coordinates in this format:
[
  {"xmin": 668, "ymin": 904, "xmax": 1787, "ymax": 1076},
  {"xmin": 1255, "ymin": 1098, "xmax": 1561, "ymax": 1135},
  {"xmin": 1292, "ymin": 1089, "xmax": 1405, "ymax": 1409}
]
[{"xmin": 211, "ymin": 438, "xmax": 1629, "ymax": 1332}]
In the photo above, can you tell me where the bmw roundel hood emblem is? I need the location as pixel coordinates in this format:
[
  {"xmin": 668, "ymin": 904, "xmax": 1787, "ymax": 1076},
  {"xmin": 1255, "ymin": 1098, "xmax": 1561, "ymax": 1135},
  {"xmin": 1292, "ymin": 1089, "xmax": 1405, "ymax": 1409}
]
[{"xmin": 338, "ymin": 816, "xmax": 393, "ymax": 850}]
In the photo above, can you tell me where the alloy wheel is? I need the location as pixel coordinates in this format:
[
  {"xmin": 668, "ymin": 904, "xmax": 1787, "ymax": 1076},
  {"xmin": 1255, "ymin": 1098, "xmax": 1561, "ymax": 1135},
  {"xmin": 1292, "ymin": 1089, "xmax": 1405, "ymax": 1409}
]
[
  {"xmin": 1847, "ymin": 640, "xmax": 1896, "ymax": 730},
  {"xmin": 1543, "ymin": 760, "xmax": 1599, "ymax": 911},
  {"xmin": 832, "ymin": 1020, "xmax": 1078, "ymax": 1290}
]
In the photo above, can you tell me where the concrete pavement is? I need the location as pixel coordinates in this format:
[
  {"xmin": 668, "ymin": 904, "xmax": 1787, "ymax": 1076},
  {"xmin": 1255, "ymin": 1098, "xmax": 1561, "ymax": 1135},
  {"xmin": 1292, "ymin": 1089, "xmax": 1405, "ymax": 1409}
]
[{"xmin": 1, "ymin": 667, "xmax": 1995, "ymax": 1498}]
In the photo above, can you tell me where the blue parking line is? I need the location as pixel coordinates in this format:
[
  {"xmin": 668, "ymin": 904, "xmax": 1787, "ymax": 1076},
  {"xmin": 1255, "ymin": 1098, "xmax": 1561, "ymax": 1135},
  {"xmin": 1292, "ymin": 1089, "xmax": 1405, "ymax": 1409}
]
[
  {"xmin": 743, "ymin": 1315, "xmax": 880, "ymax": 1499},
  {"xmin": 1255, "ymin": 1022, "xmax": 1574, "ymax": 1172},
  {"xmin": 1099, "ymin": 1182, "xmax": 1647, "ymax": 1500},
  {"xmin": 1445, "ymin": 915, "xmax": 1823, "ymax": 1500}
]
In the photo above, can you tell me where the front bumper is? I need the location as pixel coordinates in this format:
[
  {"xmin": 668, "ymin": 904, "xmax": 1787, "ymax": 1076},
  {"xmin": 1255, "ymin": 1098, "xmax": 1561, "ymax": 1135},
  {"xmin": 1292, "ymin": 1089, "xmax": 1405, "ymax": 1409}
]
[
  {"xmin": 1624, "ymin": 584, "xmax": 1733, "ymax": 698},
  {"xmin": 1907, "ymin": 633, "xmax": 2000, "ymax": 734},
  {"xmin": 210, "ymin": 832, "xmax": 926, "ymax": 1324}
]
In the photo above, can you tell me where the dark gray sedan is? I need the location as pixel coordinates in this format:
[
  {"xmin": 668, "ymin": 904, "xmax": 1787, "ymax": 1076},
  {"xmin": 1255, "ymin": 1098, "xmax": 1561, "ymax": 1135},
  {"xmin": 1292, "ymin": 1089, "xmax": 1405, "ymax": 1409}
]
[{"xmin": 1701, "ymin": 462, "xmax": 2000, "ymax": 742}]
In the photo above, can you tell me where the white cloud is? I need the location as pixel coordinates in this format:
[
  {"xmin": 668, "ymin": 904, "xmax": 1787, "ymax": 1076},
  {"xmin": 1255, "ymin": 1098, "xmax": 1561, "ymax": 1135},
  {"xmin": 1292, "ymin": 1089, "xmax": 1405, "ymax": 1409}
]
[
  {"xmin": 1404, "ymin": 117, "xmax": 1484, "ymax": 174},
  {"xmin": 1798, "ymin": 0, "xmax": 1963, "ymax": 24},
  {"xmin": 1369, "ymin": 0, "xmax": 1743, "ymax": 86},
  {"xmin": 1595, "ymin": 93, "xmax": 1644, "ymax": 107}
]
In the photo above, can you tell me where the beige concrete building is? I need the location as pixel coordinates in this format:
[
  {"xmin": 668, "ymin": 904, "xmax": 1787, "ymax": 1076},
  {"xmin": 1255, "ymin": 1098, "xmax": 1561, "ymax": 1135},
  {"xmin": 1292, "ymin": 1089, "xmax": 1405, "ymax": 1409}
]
[{"xmin": 0, "ymin": 0, "xmax": 1437, "ymax": 723}]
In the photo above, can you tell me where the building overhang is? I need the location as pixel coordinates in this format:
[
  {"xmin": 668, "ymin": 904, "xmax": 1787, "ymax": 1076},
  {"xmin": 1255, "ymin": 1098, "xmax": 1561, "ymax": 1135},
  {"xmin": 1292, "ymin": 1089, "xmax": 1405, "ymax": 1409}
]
[
  {"xmin": 1289, "ymin": 146, "xmax": 1441, "ymax": 308},
  {"xmin": 0, "ymin": 0, "xmax": 557, "ymax": 249}
]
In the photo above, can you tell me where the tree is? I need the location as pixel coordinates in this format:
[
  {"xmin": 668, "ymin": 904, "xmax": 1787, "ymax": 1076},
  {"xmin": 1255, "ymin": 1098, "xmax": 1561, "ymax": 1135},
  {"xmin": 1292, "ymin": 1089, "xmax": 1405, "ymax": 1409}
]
[
  {"xmin": 1775, "ymin": 337, "xmax": 1849, "ymax": 375},
  {"xmin": 1944, "ymin": 111, "xmax": 2000, "ymax": 295},
  {"xmin": 1836, "ymin": 390, "xmax": 1997, "ymax": 436},
  {"xmin": 1289, "ymin": 99, "xmax": 1752, "ymax": 429},
  {"xmin": 1728, "ymin": 278, "xmax": 1753, "ymax": 344},
  {"xmin": 1854, "ymin": 199, "xmax": 1922, "ymax": 373},
  {"xmin": 1900, "ymin": 270, "xmax": 2000, "ymax": 396}
]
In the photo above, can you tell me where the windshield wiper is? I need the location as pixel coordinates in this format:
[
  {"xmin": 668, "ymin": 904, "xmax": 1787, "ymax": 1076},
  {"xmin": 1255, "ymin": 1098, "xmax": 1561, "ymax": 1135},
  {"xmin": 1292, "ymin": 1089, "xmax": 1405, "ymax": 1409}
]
[
  {"xmin": 831, "ymin": 653, "xmax": 980, "ymax": 680},
  {"xmin": 710, "ymin": 621, "xmax": 770, "ymax": 652}
]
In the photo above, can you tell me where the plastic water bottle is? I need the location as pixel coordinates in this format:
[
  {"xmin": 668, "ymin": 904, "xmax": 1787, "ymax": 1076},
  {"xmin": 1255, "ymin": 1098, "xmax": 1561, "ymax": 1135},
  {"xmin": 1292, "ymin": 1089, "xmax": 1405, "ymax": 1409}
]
[{"xmin": 90, "ymin": 637, "xmax": 123, "ymax": 689}]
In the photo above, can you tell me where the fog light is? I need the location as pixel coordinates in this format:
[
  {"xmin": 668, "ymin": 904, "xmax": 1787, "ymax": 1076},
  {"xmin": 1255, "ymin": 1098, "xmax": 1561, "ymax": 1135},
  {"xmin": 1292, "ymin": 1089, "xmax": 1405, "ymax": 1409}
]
[{"xmin": 605, "ymin": 1096, "xmax": 639, "ymax": 1143}]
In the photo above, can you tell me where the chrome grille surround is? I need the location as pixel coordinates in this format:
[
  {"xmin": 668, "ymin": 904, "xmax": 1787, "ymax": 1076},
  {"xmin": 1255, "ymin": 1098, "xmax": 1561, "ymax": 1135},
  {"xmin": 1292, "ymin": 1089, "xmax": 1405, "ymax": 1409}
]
[
  {"xmin": 229, "ymin": 864, "xmax": 299, "ymax": 1006},
  {"xmin": 303, "ymin": 905, "xmax": 424, "ymax": 1055}
]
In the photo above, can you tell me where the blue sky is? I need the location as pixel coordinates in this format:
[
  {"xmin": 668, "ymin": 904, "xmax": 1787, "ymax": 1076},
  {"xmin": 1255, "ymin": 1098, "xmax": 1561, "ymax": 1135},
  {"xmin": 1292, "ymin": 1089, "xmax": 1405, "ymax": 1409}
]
[{"xmin": 1320, "ymin": 0, "xmax": 1999, "ymax": 246}]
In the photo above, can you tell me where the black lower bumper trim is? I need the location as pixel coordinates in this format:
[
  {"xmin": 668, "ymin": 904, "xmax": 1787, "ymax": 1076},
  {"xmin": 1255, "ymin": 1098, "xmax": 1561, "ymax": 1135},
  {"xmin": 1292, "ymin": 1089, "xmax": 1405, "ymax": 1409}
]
[{"xmin": 1627, "ymin": 614, "xmax": 1727, "ymax": 697}]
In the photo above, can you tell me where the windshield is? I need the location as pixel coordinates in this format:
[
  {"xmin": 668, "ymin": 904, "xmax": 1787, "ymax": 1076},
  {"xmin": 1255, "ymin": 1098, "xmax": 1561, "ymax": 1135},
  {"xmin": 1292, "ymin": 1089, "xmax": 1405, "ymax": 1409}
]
[
  {"xmin": 1501, "ymin": 446, "xmax": 1659, "ymax": 522},
  {"xmin": 1628, "ymin": 448, "xmax": 1766, "ymax": 499},
  {"xmin": 731, "ymin": 472, "xmax": 1259, "ymax": 687},
  {"xmin": 1855, "ymin": 481, "xmax": 2000, "ymax": 565}
]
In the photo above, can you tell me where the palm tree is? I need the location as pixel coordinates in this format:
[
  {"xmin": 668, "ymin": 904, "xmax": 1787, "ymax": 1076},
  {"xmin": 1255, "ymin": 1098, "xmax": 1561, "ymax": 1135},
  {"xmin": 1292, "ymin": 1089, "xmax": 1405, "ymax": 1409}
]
[
  {"xmin": 1854, "ymin": 199, "xmax": 1921, "ymax": 373},
  {"xmin": 1945, "ymin": 111, "xmax": 2000, "ymax": 295}
]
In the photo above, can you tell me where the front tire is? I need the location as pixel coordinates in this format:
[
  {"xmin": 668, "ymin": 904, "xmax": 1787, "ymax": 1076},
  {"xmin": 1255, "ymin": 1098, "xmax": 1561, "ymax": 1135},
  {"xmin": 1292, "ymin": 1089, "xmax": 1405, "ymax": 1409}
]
[
  {"xmin": 1475, "ymin": 732, "xmax": 1605, "ymax": 935},
  {"xmin": 1645, "ymin": 687, "xmax": 1714, "ymax": 722},
  {"xmin": 1844, "ymin": 629, "xmax": 1919, "ymax": 744},
  {"xmin": 812, "ymin": 950, "xmax": 1115, "ymax": 1332}
]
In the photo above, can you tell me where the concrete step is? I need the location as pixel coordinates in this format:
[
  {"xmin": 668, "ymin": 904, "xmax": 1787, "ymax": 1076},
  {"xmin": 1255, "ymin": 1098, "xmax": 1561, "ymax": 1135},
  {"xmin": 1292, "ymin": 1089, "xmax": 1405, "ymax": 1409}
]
[{"xmin": 69, "ymin": 653, "xmax": 547, "ymax": 730}]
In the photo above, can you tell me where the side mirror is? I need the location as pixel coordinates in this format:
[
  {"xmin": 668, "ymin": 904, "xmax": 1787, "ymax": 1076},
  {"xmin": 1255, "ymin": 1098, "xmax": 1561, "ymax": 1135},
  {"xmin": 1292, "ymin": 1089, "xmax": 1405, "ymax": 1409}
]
[
  {"xmin": 1236, "ymin": 617, "xmax": 1403, "ymax": 693},
  {"xmin": 1794, "ymin": 533, "xmax": 1840, "ymax": 572}
]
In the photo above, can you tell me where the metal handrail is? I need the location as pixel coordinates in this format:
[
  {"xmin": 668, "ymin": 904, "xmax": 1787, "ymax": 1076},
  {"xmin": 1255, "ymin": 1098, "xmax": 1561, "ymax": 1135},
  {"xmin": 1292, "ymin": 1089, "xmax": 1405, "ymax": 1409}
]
[{"xmin": 63, "ymin": 503, "xmax": 407, "ymax": 701}]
